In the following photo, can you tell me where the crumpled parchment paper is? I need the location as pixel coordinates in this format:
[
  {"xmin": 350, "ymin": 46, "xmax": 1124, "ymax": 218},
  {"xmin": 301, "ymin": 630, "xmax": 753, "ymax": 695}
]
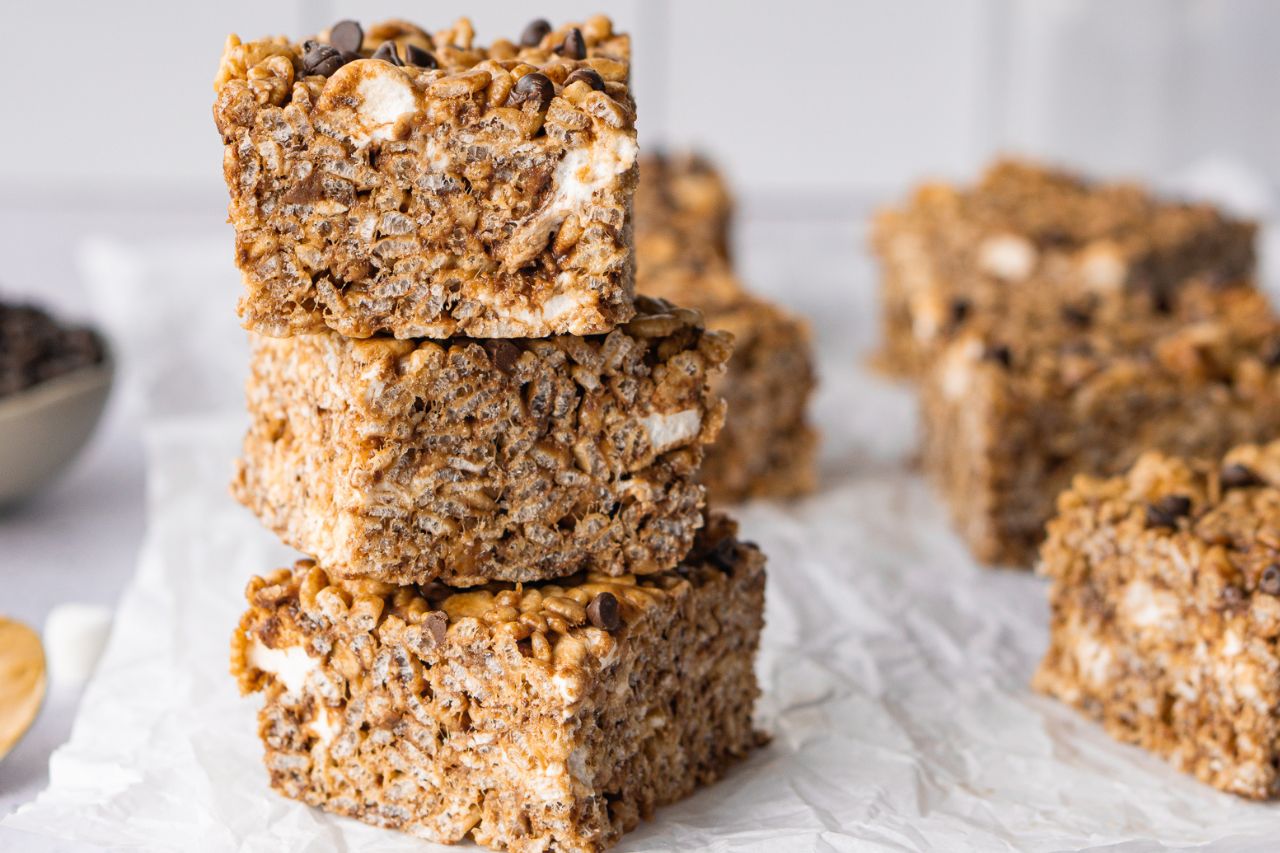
[{"xmin": 6, "ymin": 204, "xmax": 1280, "ymax": 850}]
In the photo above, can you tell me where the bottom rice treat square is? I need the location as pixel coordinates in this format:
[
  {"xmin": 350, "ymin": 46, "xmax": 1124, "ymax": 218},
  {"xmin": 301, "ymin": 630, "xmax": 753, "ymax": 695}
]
[
  {"xmin": 1035, "ymin": 441, "xmax": 1280, "ymax": 798},
  {"xmin": 232, "ymin": 514, "xmax": 766, "ymax": 852}
]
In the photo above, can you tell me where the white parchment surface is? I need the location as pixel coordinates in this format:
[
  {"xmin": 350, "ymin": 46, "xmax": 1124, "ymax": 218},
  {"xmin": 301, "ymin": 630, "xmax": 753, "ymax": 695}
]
[{"xmin": 6, "ymin": 211, "xmax": 1280, "ymax": 851}]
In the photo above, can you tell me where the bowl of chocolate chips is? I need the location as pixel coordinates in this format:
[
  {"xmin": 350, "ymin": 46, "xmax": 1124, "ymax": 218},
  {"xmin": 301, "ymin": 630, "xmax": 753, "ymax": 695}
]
[{"xmin": 0, "ymin": 300, "xmax": 112, "ymax": 506}]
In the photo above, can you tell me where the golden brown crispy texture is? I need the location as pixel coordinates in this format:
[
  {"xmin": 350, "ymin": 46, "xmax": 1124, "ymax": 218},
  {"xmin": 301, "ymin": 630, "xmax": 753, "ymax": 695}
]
[
  {"xmin": 1036, "ymin": 440, "xmax": 1280, "ymax": 798},
  {"xmin": 232, "ymin": 514, "xmax": 766, "ymax": 852}
]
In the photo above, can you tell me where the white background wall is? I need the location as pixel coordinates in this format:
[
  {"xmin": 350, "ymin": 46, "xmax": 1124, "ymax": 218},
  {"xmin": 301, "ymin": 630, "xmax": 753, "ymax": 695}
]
[{"xmin": 2, "ymin": 0, "xmax": 1277, "ymax": 204}]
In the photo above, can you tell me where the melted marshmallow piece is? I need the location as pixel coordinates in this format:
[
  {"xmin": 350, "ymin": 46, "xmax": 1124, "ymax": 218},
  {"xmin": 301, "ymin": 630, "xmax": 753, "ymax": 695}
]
[
  {"xmin": 504, "ymin": 132, "xmax": 638, "ymax": 270},
  {"xmin": 43, "ymin": 603, "xmax": 113, "ymax": 686},
  {"xmin": 640, "ymin": 409, "xmax": 702, "ymax": 454},
  {"xmin": 314, "ymin": 60, "xmax": 421, "ymax": 149},
  {"xmin": 1079, "ymin": 241, "xmax": 1129, "ymax": 293},
  {"xmin": 247, "ymin": 639, "xmax": 319, "ymax": 694},
  {"xmin": 977, "ymin": 233, "xmax": 1038, "ymax": 282}
]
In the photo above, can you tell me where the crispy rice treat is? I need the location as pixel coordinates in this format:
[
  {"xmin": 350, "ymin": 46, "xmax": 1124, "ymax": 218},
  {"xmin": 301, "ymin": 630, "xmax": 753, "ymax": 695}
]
[
  {"xmin": 1034, "ymin": 442, "xmax": 1280, "ymax": 798},
  {"xmin": 872, "ymin": 158, "xmax": 1256, "ymax": 375},
  {"xmin": 634, "ymin": 152, "xmax": 735, "ymax": 297},
  {"xmin": 698, "ymin": 295, "xmax": 818, "ymax": 501},
  {"xmin": 232, "ymin": 515, "xmax": 766, "ymax": 852},
  {"xmin": 635, "ymin": 153, "xmax": 817, "ymax": 500},
  {"xmin": 922, "ymin": 285, "xmax": 1280, "ymax": 567},
  {"xmin": 233, "ymin": 296, "xmax": 730, "ymax": 587},
  {"xmin": 213, "ymin": 16, "xmax": 637, "ymax": 339}
]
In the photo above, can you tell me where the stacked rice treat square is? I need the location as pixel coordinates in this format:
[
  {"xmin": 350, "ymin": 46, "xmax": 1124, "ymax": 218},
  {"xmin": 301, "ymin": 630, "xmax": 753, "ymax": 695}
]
[
  {"xmin": 635, "ymin": 152, "xmax": 818, "ymax": 501},
  {"xmin": 213, "ymin": 16, "xmax": 765, "ymax": 850},
  {"xmin": 873, "ymin": 159, "xmax": 1280, "ymax": 798}
]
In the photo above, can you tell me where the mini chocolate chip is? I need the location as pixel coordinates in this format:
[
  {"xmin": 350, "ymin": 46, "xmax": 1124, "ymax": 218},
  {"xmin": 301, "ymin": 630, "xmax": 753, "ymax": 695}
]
[
  {"xmin": 1261, "ymin": 565, "xmax": 1280, "ymax": 596},
  {"xmin": 1220, "ymin": 463, "xmax": 1263, "ymax": 491},
  {"xmin": 1262, "ymin": 338, "xmax": 1280, "ymax": 368},
  {"xmin": 708, "ymin": 537, "xmax": 738, "ymax": 572},
  {"xmin": 983, "ymin": 344, "xmax": 1011, "ymax": 368},
  {"xmin": 558, "ymin": 27, "xmax": 586, "ymax": 59},
  {"xmin": 508, "ymin": 72, "xmax": 554, "ymax": 112},
  {"xmin": 1145, "ymin": 494, "xmax": 1192, "ymax": 529},
  {"xmin": 329, "ymin": 20, "xmax": 364, "ymax": 54},
  {"xmin": 487, "ymin": 340, "xmax": 521, "ymax": 374},
  {"xmin": 586, "ymin": 592, "xmax": 621, "ymax": 631},
  {"xmin": 372, "ymin": 40, "xmax": 404, "ymax": 66},
  {"xmin": 424, "ymin": 611, "xmax": 448, "ymax": 646},
  {"xmin": 521, "ymin": 18, "xmax": 552, "ymax": 47},
  {"xmin": 564, "ymin": 67, "xmax": 605, "ymax": 91},
  {"xmin": 1061, "ymin": 304, "xmax": 1093, "ymax": 328},
  {"xmin": 1060, "ymin": 340, "xmax": 1095, "ymax": 358},
  {"xmin": 949, "ymin": 298, "xmax": 971, "ymax": 327},
  {"xmin": 404, "ymin": 44, "xmax": 438, "ymax": 68},
  {"xmin": 1152, "ymin": 289, "xmax": 1172, "ymax": 315},
  {"xmin": 303, "ymin": 41, "xmax": 347, "ymax": 76}
]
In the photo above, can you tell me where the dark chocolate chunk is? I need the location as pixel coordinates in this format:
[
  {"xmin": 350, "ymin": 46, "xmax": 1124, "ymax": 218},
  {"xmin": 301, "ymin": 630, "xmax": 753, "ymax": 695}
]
[
  {"xmin": 487, "ymin": 340, "xmax": 521, "ymax": 374},
  {"xmin": 424, "ymin": 611, "xmax": 448, "ymax": 646},
  {"xmin": 508, "ymin": 72, "xmax": 554, "ymax": 112},
  {"xmin": 372, "ymin": 40, "xmax": 403, "ymax": 66},
  {"xmin": 1145, "ymin": 494, "xmax": 1192, "ymax": 529},
  {"xmin": 1220, "ymin": 463, "xmax": 1263, "ymax": 491},
  {"xmin": 707, "ymin": 537, "xmax": 738, "ymax": 572},
  {"xmin": 1261, "ymin": 565, "xmax": 1280, "ymax": 596},
  {"xmin": 302, "ymin": 41, "xmax": 347, "ymax": 76},
  {"xmin": 1262, "ymin": 337, "xmax": 1280, "ymax": 368},
  {"xmin": 586, "ymin": 592, "xmax": 621, "ymax": 631},
  {"xmin": 558, "ymin": 27, "xmax": 586, "ymax": 59},
  {"xmin": 949, "ymin": 298, "xmax": 971, "ymax": 328},
  {"xmin": 1060, "ymin": 304, "xmax": 1093, "ymax": 328},
  {"xmin": 0, "ymin": 301, "xmax": 106, "ymax": 399},
  {"xmin": 329, "ymin": 20, "xmax": 364, "ymax": 54},
  {"xmin": 564, "ymin": 68, "xmax": 605, "ymax": 91},
  {"xmin": 404, "ymin": 44, "xmax": 438, "ymax": 69},
  {"xmin": 983, "ymin": 343, "xmax": 1012, "ymax": 368},
  {"xmin": 521, "ymin": 18, "xmax": 552, "ymax": 47}
]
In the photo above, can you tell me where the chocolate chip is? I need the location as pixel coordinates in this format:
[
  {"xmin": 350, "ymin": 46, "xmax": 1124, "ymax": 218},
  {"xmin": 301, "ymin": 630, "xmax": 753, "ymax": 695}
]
[
  {"xmin": 1220, "ymin": 463, "xmax": 1263, "ymax": 491},
  {"xmin": 372, "ymin": 40, "xmax": 403, "ymax": 66},
  {"xmin": 487, "ymin": 340, "xmax": 521, "ymax": 374},
  {"xmin": 521, "ymin": 18, "xmax": 552, "ymax": 47},
  {"xmin": 949, "ymin": 298, "xmax": 971, "ymax": 328},
  {"xmin": 1152, "ymin": 289, "xmax": 1172, "ymax": 315},
  {"xmin": 564, "ymin": 68, "xmax": 605, "ymax": 91},
  {"xmin": 708, "ymin": 537, "xmax": 738, "ymax": 572},
  {"xmin": 558, "ymin": 27, "xmax": 586, "ymax": 59},
  {"xmin": 302, "ymin": 41, "xmax": 347, "ymax": 76},
  {"xmin": 0, "ymin": 302, "xmax": 105, "ymax": 399},
  {"xmin": 508, "ymin": 72, "xmax": 554, "ymax": 112},
  {"xmin": 1061, "ymin": 304, "xmax": 1093, "ymax": 328},
  {"xmin": 1261, "ymin": 565, "xmax": 1280, "ymax": 596},
  {"xmin": 404, "ymin": 44, "xmax": 438, "ymax": 68},
  {"xmin": 1145, "ymin": 494, "xmax": 1192, "ymax": 529},
  {"xmin": 586, "ymin": 592, "xmax": 621, "ymax": 631},
  {"xmin": 983, "ymin": 344, "xmax": 1011, "ymax": 368},
  {"xmin": 329, "ymin": 20, "xmax": 364, "ymax": 54},
  {"xmin": 1262, "ymin": 338, "xmax": 1280, "ymax": 368},
  {"xmin": 424, "ymin": 611, "xmax": 448, "ymax": 646}
]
